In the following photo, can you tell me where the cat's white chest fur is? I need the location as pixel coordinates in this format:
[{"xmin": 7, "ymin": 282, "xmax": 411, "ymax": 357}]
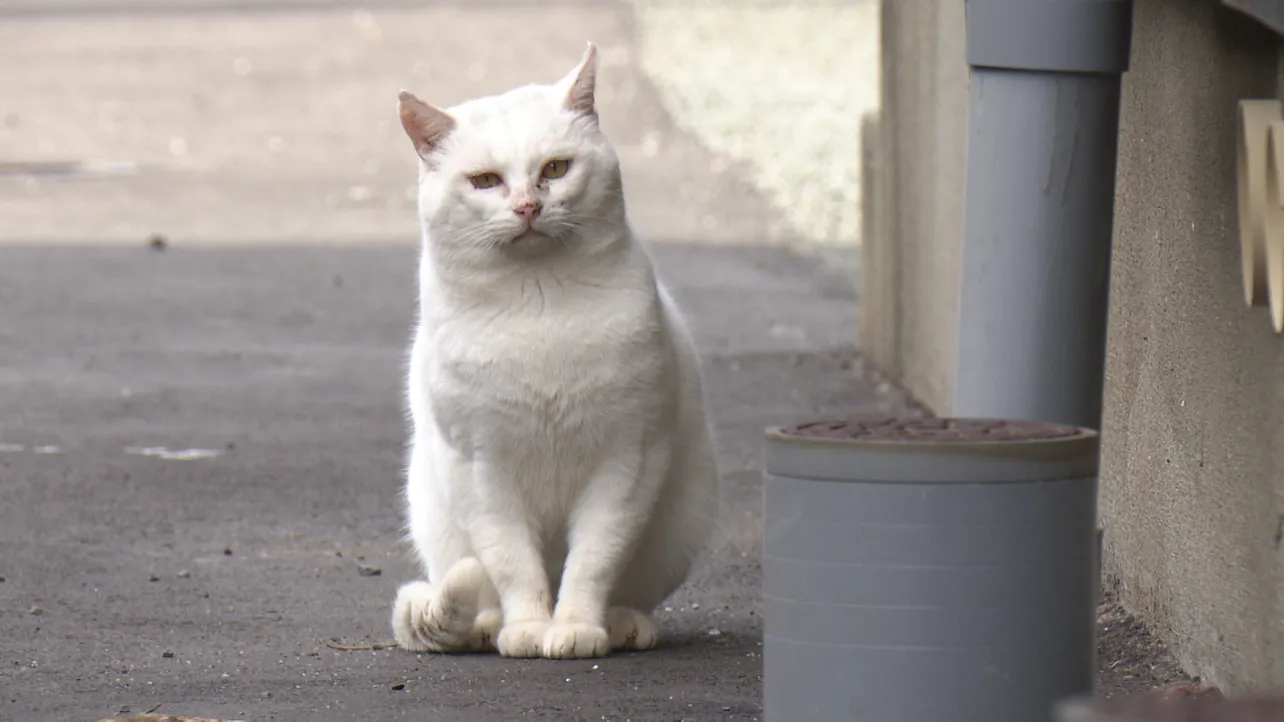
[
  {"xmin": 390, "ymin": 43, "xmax": 718, "ymax": 661},
  {"xmin": 414, "ymin": 259, "xmax": 671, "ymax": 493}
]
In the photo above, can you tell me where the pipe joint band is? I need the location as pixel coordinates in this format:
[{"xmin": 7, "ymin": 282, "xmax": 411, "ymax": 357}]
[{"xmin": 965, "ymin": 0, "xmax": 1133, "ymax": 74}]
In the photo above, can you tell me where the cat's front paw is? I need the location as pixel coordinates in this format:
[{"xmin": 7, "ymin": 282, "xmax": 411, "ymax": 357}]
[
  {"xmin": 392, "ymin": 581, "xmax": 438, "ymax": 653},
  {"xmin": 497, "ymin": 619, "xmax": 550, "ymax": 658},
  {"xmin": 541, "ymin": 622, "xmax": 610, "ymax": 659}
]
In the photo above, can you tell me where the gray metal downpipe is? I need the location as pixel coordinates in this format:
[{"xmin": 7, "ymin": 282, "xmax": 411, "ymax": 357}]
[{"xmin": 953, "ymin": 0, "xmax": 1133, "ymax": 429}]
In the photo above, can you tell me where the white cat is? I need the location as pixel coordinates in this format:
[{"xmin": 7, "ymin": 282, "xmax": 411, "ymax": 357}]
[{"xmin": 390, "ymin": 43, "xmax": 719, "ymax": 660}]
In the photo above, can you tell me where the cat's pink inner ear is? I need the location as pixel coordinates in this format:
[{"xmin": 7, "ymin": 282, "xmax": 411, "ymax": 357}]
[
  {"xmin": 562, "ymin": 43, "xmax": 598, "ymax": 116},
  {"xmin": 398, "ymin": 90, "xmax": 456, "ymax": 157}
]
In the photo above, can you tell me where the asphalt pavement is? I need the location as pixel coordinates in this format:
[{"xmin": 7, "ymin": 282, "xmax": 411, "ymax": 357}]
[{"xmin": 0, "ymin": 242, "xmax": 902, "ymax": 721}]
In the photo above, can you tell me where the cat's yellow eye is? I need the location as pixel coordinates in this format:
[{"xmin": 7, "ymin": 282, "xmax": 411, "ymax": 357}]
[
  {"xmin": 469, "ymin": 172, "xmax": 503, "ymax": 190},
  {"xmin": 541, "ymin": 159, "xmax": 571, "ymax": 180}
]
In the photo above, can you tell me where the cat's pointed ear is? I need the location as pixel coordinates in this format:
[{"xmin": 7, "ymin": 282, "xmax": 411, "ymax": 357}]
[
  {"xmin": 558, "ymin": 42, "xmax": 598, "ymax": 117},
  {"xmin": 398, "ymin": 90, "xmax": 456, "ymax": 159}
]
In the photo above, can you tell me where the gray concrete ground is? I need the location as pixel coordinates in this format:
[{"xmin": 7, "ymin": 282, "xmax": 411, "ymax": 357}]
[
  {"xmin": 0, "ymin": 242, "xmax": 901, "ymax": 722},
  {"xmin": 0, "ymin": 1, "xmax": 911, "ymax": 719}
]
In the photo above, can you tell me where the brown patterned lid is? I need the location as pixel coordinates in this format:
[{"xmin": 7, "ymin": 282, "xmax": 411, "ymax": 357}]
[{"xmin": 778, "ymin": 417, "xmax": 1084, "ymax": 443}]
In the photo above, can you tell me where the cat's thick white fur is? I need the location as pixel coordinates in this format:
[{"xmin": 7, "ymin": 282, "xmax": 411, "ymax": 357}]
[{"xmin": 390, "ymin": 43, "xmax": 719, "ymax": 660}]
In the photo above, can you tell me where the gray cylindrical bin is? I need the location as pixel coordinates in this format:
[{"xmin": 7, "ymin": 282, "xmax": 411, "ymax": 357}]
[{"xmin": 763, "ymin": 418, "xmax": 1100, "ymax": 722}]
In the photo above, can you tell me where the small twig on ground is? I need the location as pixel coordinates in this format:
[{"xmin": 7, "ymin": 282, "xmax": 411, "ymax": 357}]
[
  {"xmin": 325, "ymin": 640, "xmax": 399, "ymax": 651},
  {"xmin": 145, "ymin": 703, "xmax": 163, "ymax": 714}
]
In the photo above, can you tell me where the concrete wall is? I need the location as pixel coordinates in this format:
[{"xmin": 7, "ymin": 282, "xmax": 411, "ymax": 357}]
[
  {"xmin": 864, "ymin": 0, "xmax": 1284, "ymax": 692},
  {"xmin": 858, "ymin": 0, "xmax": 967, "ymax": 412},
  {"xmin": 1100, "ymin": 0, "xmax": 1284, "ymax": 693}
]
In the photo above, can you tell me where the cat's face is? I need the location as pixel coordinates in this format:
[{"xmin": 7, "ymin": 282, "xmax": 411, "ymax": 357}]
[{"xmin": 399, "ymin": 44, "xmax": 623, "ymax": 259}]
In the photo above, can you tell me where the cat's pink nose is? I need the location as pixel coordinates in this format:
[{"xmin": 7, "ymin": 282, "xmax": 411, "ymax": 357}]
[{"xmin": 513, "ymin": 202, "xmax": 542, "ymax": 221}]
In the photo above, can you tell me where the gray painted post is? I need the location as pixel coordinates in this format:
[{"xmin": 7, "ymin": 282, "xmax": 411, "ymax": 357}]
[
  {"xmin": 953, "ymin": 0, "xmax": 1133, "ymax": 429},
  {"xmin": 762, "ymin": 418, "xmax": 1100, "ymax": 722}
]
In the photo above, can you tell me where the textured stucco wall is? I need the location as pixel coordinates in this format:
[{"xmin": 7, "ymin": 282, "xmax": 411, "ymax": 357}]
[
  {"xmin": 859, "ymin": 0, "xmax": 967, "ymax": 412},
  {"xmin": 1101, "ymin": 0, "xmax": 1284, "ymax": 693},
  {"xmin": 868, "ymin": 0, "xmax": 1284, "ymax": 691}
]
